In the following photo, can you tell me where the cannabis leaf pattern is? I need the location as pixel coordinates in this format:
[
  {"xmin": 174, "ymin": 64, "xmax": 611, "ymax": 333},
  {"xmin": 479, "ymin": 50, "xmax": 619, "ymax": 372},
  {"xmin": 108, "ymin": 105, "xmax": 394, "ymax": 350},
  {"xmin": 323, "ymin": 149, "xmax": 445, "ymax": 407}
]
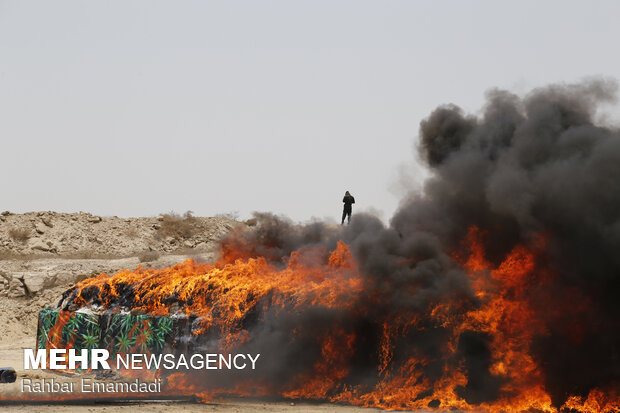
[{"xmin": 37, "ymin": 310, "xmax": 177, "ymax": 371}]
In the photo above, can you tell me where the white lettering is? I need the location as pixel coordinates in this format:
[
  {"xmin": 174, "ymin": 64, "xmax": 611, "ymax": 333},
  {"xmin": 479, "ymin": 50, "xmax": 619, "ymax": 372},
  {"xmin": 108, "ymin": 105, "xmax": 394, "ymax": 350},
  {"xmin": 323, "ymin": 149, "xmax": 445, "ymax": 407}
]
[
  {"xmin": 219, "ymin": 353, "xmax": 231, "ymax": 369},
  {"xmin": 69, "ymin": 349, "xmax": 89, "ymax": 370},
  {"xmin": 24, "ymin": 349, "xmax": 46, "ymax": 370},
  {"xmin": 190, "ymin": 354, "xmax": 203, "ymax": 369},
  {"xmin": 144, "ymin": 354, "xmax": 162, "ymax": 370},
  {"xmin": 116, "ymin": 354, "xmax": 130, "ymax": 370},
  {"xmin": 21, "ymin": 378, "xmax": 32, "ymax": 391},
  {"xmin": 233, "ymin": 354, "xmax": 246, "ymax": 369},
  {"xmin": 205, "ymin": 353, "xmax": 217, "ymax": 369},
  {"xmin": 49, "ymin": 349, "xmax": 66, "ymax": 369},
  {"xmin": 131, "ymin": 354, "xmax": 143, "ymax": 370},
  {"xmin": 247, "ymin": 353, "xmax": 260, "ymax": 369},
  {"xmin": 91, "ymin": 349, "xmax": 110, "ymax": 369},
  {"xmin": 163, "ymin": 353, "xmax": 175, "ymax": 369},
  {"xmin": 175, "ymin": 354, "xmax": 188, "ymax": 369}
]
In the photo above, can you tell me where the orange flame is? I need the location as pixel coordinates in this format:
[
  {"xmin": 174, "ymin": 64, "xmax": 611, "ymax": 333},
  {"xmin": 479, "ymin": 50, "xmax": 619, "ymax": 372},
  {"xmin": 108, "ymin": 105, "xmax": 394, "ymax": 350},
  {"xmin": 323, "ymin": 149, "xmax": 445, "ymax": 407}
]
[{"xmin": 36, "ymin": 231, "xmax": 618, "ymax": 412}]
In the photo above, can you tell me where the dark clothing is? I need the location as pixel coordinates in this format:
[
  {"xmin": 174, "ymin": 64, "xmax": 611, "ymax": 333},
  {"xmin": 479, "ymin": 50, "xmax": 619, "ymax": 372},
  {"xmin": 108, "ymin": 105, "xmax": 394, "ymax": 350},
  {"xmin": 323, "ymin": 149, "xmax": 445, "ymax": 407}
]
[
  {"xmin": 343, "ymin": 195, "xmax": 355, "ymax": 210},
  {"xmin": 342, "ymin": 209, "xmax": 352, "ymax": 224},
  {"xmin": 342, "ymin": 195, "xmax": 355, "ymax": 224}
]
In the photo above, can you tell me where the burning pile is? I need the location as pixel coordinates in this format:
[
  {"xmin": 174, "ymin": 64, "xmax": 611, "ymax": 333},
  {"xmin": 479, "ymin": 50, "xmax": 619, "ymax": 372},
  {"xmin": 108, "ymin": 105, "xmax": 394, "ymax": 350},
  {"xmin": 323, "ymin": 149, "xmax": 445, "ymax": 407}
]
[{"xmin": 40, "ymin": 80, "xmax": 620, "ymax": 412}]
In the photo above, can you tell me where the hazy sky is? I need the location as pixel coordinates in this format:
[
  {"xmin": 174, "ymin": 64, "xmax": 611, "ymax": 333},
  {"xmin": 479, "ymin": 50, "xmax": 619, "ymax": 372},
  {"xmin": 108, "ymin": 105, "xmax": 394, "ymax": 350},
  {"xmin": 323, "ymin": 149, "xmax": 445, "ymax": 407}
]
[{"xmin": 1, "ymin": 1, "xmax": 619, "ymax": 222}]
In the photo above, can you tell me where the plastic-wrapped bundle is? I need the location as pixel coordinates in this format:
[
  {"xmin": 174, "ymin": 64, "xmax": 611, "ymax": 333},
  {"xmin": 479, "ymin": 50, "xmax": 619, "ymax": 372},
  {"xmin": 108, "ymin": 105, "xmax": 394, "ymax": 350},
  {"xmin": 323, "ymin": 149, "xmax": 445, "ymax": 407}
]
[{"xmin": 36, "ymin": 308, "xmax": 197, "ymax": 373}]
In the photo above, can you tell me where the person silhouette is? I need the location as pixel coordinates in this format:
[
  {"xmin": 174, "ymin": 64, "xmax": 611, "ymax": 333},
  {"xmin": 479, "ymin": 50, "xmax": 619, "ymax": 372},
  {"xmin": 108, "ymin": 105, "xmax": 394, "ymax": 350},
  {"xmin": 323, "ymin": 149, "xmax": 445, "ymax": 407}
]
[{"xmin": 341, "ymin": 191, "xmax": 355, "ymax": 225}]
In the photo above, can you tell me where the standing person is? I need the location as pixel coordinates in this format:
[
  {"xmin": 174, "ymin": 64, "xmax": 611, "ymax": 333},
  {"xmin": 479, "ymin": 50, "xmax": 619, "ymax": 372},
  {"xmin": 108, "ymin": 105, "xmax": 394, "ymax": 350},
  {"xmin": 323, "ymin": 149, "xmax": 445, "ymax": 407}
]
[{"xmin": 342, "ymin": 191, "xmax": 355, "ymax": 225}]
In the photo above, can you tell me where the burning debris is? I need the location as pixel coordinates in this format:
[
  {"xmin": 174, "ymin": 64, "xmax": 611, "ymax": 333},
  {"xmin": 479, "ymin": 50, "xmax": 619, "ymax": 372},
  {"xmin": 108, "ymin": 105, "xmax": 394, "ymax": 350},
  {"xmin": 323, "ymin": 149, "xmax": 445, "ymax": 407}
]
[{"xmin": 39, "ymin": 80, "xmax": 620, "ymax": 412}]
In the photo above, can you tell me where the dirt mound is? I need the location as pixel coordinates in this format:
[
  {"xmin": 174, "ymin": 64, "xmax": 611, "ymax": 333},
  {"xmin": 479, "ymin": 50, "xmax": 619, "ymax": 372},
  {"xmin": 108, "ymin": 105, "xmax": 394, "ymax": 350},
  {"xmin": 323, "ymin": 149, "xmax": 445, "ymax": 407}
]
[
  {"xmin": 0, "ymin": 211, "xmax": 242, "ymax": 258},
  {"xmin": 0, "ymin": 211, "xmax": 246, "ymax": 342}
]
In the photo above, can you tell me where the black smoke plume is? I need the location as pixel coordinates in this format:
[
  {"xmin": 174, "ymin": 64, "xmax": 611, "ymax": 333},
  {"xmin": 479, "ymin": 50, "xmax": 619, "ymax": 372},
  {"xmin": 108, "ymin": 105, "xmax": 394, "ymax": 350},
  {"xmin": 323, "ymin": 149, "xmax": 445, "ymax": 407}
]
[{"xmin": 220, "ymin": 79, "xmax": 620, "ymax": 406}]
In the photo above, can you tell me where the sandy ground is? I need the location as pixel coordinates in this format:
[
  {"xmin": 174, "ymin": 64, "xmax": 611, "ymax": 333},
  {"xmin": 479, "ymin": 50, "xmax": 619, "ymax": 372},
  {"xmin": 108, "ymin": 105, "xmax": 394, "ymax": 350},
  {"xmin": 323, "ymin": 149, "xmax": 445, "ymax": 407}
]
[
  {"xmin": 0, "ymin": 400, "xmax": 377, "ymax": 413},
  {"xmin": 0, "ymin": 324, "xmax": 378, "ymax": 413},
  {"xmin": 0, "ymin": 212, "xmax": 380, "ymax": 412}
]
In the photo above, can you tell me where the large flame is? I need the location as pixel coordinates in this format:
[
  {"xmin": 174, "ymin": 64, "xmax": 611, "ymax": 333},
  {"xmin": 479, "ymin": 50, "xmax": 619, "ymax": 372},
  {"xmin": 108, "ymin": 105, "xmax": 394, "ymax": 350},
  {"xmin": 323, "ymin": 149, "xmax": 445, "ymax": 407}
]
[
  {"xmin": 28, "ymin": 231, "xmax": 620, "ymax": 412},
  {"xmin": 69, "ymin": 240, "xmax": 361, "ymax": 338}
]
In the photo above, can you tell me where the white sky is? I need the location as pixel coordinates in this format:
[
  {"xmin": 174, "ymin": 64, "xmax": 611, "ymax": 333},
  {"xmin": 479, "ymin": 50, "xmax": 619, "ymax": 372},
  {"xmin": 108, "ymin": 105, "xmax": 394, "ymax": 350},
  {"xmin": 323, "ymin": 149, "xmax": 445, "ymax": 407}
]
[{"xmin": 1, "ymin": 1, "xmax": 619, "ymax": 223}]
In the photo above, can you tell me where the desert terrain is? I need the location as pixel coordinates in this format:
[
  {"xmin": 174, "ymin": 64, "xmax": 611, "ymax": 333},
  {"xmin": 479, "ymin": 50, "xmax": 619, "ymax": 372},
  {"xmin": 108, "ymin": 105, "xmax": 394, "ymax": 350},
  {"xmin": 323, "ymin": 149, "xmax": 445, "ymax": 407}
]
[{"xmin": 0, "ymin": 211, "xmax": 377, "ymax": 412}]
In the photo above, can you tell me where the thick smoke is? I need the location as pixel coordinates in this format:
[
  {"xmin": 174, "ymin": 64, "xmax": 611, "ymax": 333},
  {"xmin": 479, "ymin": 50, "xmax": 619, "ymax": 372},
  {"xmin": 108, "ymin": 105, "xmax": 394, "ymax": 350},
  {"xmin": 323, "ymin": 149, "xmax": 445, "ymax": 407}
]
[
  {"xmin": 220, "ymin": 79, "xmax": 620, "ymax": 405},
  {"xmin": 397, "ymin": 79, "xmax": 620, "ymax": 404}
]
